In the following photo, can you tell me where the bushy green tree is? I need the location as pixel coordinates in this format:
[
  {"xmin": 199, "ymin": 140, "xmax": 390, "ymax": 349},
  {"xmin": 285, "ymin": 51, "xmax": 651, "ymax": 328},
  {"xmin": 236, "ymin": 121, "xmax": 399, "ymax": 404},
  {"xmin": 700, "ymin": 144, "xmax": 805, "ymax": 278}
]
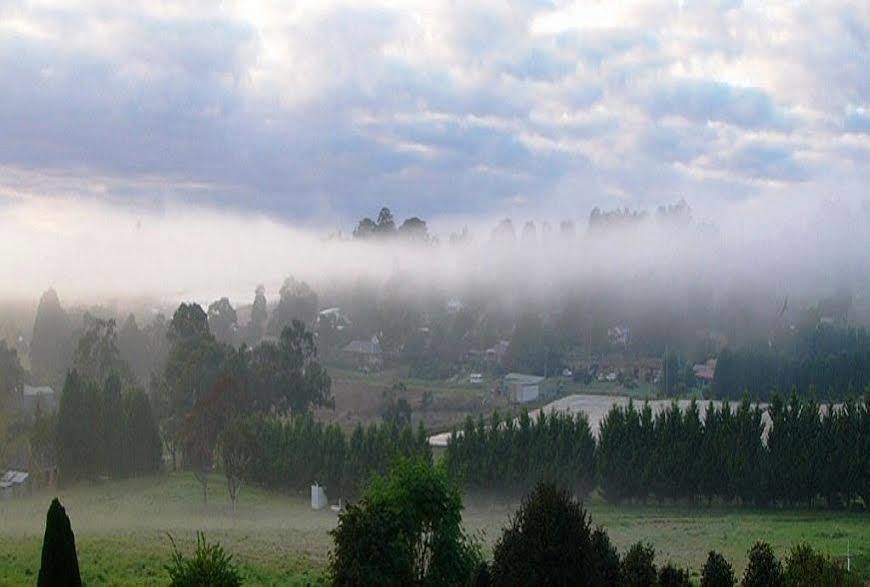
[
  {"xmin": 742, "ymin": 541, "xmax": 783, "ymax": 587},
  {"xmin": 782, "ymin": 543, "xmax": 859, "ymax": 587},
  {"xmin": 102, "ymin": 373, "xmax": 127, "ymax": 478},
  {"xmin": 56, "ymin": 371, "xmax": 103, "ymax": 483},
  {"xmin": 659, "ymin": 561, "xmax": 692, "ymax": 587},
  {"xmin": 38, "ymin": 498, "xmax": 81, "ymax": 587},
  {"xmin": 329, "ymin": 458, "xmax": 481, "ymax": 586},
  {"xmin": 701, "ymin": 550, "xmax": 735, "ymax": 587},
  {"xmin": 166, "ymin": 532, "xmax": 242, "ymax": 587},
  {"xmin": 491, "ymin": 483, "xmax": 603, "ymax": 586},
  {"xmin": 125, "ymin": 388, "xmax": 163, "ymax": 476},
  {"xmin": 620, "ymin": 542, "xmax": 656, "ymax": 587}
]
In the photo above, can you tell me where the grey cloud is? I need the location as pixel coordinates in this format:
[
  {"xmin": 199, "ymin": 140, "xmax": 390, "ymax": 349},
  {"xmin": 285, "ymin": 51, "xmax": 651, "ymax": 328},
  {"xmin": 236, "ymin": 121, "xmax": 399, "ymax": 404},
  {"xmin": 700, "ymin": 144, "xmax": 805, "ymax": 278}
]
[{"xmin": 648, "ymin": 80, "xmax": 792, "ymax": 131}]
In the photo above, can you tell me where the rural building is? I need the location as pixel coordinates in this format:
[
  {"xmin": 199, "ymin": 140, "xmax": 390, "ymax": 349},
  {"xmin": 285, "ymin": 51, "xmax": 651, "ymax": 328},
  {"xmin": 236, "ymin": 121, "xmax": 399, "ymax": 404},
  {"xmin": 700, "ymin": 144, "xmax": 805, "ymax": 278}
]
[
  {"xmin": 0, "ymin": 470, "xmax": 30, "ymax": 499},
  {"xmin": 485, "ymin": 340, "xmax": 510, "ymax": 365},
  {"xmin": 19, "ymin": 385, "xmax": 57, "ymax": 419},
  {"xmin": 317, "ymin": 307, "xmax": 351, "ymax": 331},
  {"xmin": 692, "ymin": 358, "xmax": 717, "ymax": 382},
  {"xmin": 504, "ymin": 373, "xmax": 545, "ymax": 403},
  {"xmin": 342, "ymin": 336, "xmax": 383, "ymax": 370}
]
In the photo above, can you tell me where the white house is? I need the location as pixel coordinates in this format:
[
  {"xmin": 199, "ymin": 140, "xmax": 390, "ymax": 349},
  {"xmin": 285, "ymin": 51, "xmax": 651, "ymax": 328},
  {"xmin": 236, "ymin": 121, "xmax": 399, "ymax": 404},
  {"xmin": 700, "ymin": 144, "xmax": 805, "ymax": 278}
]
[{"xmin": 504, "ymin": 373, "xmax": 545, "ymax": 403}]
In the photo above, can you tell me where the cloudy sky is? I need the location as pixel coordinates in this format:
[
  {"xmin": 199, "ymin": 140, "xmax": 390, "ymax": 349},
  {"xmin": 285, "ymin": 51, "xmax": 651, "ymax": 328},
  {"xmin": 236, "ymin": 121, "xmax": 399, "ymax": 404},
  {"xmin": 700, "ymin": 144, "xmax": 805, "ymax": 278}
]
[{"xmin": 1, "ymin": 0, "xmax": 868, "ymax": 229}]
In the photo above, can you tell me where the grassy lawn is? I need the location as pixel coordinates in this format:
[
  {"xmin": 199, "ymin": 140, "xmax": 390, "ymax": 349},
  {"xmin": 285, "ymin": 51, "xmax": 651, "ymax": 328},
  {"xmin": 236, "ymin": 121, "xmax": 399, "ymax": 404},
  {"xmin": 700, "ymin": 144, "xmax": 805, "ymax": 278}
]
[{"xmin": 1, "ymin": 473, "xmax": 867, "ymax": 585}]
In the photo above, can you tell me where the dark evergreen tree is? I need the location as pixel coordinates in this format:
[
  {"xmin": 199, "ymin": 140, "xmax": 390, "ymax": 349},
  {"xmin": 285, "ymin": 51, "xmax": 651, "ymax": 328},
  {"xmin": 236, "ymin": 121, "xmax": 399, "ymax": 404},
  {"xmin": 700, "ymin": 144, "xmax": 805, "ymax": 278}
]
[
  {"xmin": 700, "ymin": 550, "xmax": 735, "ymax": 587},
  {"xmin": 620, "ymin": 542, "xmax": 657, "ymax": 587},
  {"xmin": 659, "ymin": 562, "xmax": 692, "ymax": 587},
  {"xmin": 102, "ymin": 373, "xmax": 127, "ymax": 478},
  {"xmin": 38, "ymin": 498, "xmax": 81, "ymax": 587},
  {"xmin": 56, "ymin": 371, "xmax": 103, "ymax": 483},
  {"xmin": 742, "ymin": 541, "xmax": 783, "ymax": 587},
  {"xmin": 125, "ymin": 389, "xmax": 163, "ymax": 475},
  {"xmin": 491, "ymin": 483, "xmax": 596, "ymax": 586}
]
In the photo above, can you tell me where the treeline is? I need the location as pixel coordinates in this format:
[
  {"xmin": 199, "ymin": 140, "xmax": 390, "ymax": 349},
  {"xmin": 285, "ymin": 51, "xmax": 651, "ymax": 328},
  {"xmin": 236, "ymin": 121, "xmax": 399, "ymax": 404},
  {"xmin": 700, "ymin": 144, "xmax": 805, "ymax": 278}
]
[
  {"xmin": 444, "ymin": 395, "xmax": 870, "ymax": 509},
  {"xmin": 713, "ymin": 325, "xmax": 870, "ymax": 401},
  {"xmin": 246, "ymin": 414, "xmax": 431, "ymax": 497},
  {"xmin": 443, "ymin": 410, "xmax": 595, "ymax": 496},
  {"xmin": 56, "ymin": 370, "xmax": 162, "ymax": 483},
  {"xmin": 597, "ymin": 395, "xmax": 869, "ymax": 507}
]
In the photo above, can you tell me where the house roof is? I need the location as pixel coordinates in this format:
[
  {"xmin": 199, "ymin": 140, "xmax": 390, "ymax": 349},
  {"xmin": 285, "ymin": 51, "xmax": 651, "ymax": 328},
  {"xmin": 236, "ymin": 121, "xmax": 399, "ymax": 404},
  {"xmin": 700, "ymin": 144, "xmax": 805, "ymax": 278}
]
[
  {"xmin": 22, "ymin": 385, "xmax": 54, "ymax": 397},
  {"xmin": 343, "ymin": 339, "xmax": 382, "ymax": 355},
  {"xmin": 504, "ymin": 373, "xmax": 545, "ymax": 385}
]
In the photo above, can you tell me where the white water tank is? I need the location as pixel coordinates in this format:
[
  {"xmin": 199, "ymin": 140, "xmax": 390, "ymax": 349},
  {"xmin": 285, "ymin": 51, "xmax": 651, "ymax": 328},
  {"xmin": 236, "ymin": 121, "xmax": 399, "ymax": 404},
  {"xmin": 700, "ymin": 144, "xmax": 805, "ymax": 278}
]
[{"xmin": 311, "ymin": 483, "xmax": 327, "ymax": 510}]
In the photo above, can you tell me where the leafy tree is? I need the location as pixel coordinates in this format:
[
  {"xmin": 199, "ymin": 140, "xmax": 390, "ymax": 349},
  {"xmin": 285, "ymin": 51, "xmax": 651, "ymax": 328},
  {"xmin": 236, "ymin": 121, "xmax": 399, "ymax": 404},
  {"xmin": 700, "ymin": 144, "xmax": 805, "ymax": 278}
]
[
  {"xmin": 208, "ymin": 298, "xmax": 238, "ymax": 346},
  {"xmin": 180, "ymin": 376, "xmax": 234, "ymax": 506},
  {"xmin": 220, "ymin": 416, "xmax": 254, "ymax": 513},
  {"xmin": 166, "ymin": 532, "xmax": 242, "ymax": 587},
  {"xmin": 620, "ymin": 542, "xmax": 657, "ymax": 587},
  {"xmin": 72, "ymin": 316, "xmax": 134, "ymax": 387},
  {"xmin": 742, "ymin": 541, "xmax": 783, "ymax": 587},
  {"xmin": 398, "ymin": 217, "xmax": 430, "ymax": 242},
  {"xmin": 381, "ymin": 382, "xmax": 412, "ymax": 427},
  {"xmin": 248, "ymin": 321, "xmax": 332, "ymax": 414},
  {"xmin": 244, "ymin": 285, "xmax": 268, "ymax": 346},
  {"xmin": 30, "ymin": 288, "xmax": 73, "ymax": 388},
  {"xmin": 491, "ymin": 483, "xmax": 602, "ymax": 586},
  {"xmin": 504, "ymin": 312, "xmax": 563, "ymax": 376},
  {"xmin": 329, "ymin": 458, "xmax": 480, "ymax": 586},
  {"xmin": 117, "ymin": 314, "xmax": 152, "ymax": 384},
  {"xmin": 164, "ymin": 303, "xmax": 226, "ymax": 415},
  {"xmin": 353, "ymin": 217, "xmax": 377, "ymax": 239},
  {"xmin": 376, "ymin": 207, "xmax": 397, "ymax": 236},
  {"xmin": 38, "ymin": 498, "xmax": 81, "ymax": 587},
  {"xmin": 268, "ymin": 277, "xmax": 318, "ymax": 334},
  {"xmin": 701, "ymin": 550, "xmax": 735, "ymax": 587}
]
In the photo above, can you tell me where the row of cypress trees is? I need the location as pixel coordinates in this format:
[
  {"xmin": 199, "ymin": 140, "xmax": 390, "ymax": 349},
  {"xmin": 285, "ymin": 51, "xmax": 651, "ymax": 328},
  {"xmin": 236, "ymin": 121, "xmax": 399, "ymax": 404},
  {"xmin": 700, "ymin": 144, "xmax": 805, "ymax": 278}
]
[
  {"xmin": 56, "ymin": 370, "xmax": 162, "ymax": 483},
  {"xmin": 443, "ymin": 394, "xmax": 870, "ymax": 509},
  {"xmin": 246, "ymin": 413, "xmax": 431, "ymax": 497},
  {"xmin": 598, "ymin": 395, "xmax": 869, "ymax": 507},
  {"xmin": 713, "ymin": 347, "xmax": 870, "ymax": 401},
  {"xmin": 443, "ymin": 410, "xmax": 597, "ymax": 496}
]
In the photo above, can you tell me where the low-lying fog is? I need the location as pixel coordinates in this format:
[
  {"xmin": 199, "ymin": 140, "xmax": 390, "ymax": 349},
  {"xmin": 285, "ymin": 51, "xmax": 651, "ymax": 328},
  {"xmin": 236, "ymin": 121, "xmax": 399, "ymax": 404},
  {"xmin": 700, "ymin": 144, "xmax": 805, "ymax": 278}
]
[{"xmin": 1, "ymin": 195, "xmax": 869, "ymax": 323}]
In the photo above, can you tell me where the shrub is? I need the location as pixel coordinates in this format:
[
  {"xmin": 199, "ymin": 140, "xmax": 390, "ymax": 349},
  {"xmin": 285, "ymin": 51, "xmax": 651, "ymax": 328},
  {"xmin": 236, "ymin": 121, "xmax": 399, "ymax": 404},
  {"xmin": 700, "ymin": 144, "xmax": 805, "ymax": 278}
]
[
  {"xmin": 659, "ymin": 561, "xmax": 692, "ymax": 587},
  {"xmin": 783, "ymin": 543, "xmax": 860, "ymax": 587},
  {"xmin": 38, "ymin": 498, "xmax": 81, "ymax": 587},
  {"xmin": 491, "ymin": 483, "xmax": 602, "ymax": 586},
  {"xmin": 701, "ymin": 550, "xmax": 735, "ymax": 587},
  {"xmin": 742, "ymin": 541, "xmax": 783, "ymax": 587},
  {"xmin": 621, "ymin": 542, "xmax": 657, "ymax": 587},
  {"xmin": 329, "ymin": 458, "xmax": 481, "ymax": 586},
  {"xmin": 166, "ymin": 532, "xmax": 242, "ymax": 587}
]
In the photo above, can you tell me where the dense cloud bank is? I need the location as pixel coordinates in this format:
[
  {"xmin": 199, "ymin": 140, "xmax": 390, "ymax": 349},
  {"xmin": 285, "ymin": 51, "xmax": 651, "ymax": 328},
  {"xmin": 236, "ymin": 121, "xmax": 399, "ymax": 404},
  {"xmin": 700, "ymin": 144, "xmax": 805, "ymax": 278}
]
[
  {"xmin": 0, "ymin": 1, "xmax": 868, "ymax": 221},
  {"xmin": 1, "ymin": 197, "xmax": 869, "ymax": 320}
]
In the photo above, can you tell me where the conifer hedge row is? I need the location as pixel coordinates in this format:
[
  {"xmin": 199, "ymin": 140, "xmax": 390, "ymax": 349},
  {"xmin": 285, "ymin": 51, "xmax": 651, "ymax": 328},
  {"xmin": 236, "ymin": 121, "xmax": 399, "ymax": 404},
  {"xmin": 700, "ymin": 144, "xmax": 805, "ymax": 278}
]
[
  {"xmin": 245, "ymin": 414, "xmax": 431, "ymax": 497},
  {"xmin": 443, "ymin": 394, "xmax": 870, "ymax": 508}
]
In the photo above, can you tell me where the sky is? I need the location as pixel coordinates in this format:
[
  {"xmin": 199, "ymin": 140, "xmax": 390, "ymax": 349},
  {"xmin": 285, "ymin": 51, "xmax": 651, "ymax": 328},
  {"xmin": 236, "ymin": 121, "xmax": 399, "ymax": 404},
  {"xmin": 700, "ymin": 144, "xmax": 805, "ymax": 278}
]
[{"xmin": 1, "ymin": 0, "xmax": 867, "ymax": 228}]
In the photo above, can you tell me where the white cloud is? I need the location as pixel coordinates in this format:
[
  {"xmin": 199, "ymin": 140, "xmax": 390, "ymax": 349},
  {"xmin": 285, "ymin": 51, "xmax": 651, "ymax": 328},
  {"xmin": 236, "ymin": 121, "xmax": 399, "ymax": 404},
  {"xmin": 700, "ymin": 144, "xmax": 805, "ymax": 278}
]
[{"xmin": 0, "ymin": 0, "xmax": 866, "ymax": 229}]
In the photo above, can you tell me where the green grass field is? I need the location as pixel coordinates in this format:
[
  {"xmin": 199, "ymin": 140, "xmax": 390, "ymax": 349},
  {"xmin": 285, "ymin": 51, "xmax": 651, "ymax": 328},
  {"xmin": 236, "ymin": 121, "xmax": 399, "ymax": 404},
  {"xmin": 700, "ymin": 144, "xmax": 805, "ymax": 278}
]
[{"xmin": 1, "ymin": 473, "xmax": 867, "ymax": 585}]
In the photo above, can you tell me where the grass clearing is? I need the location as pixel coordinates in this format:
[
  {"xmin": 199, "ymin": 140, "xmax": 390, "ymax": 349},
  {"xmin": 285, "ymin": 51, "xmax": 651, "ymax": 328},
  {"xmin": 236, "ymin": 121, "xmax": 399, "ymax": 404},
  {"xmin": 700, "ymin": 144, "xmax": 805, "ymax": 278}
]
[{"xmin": 1, "ymin": 473, "xmax": 867, "ymax": 585}]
